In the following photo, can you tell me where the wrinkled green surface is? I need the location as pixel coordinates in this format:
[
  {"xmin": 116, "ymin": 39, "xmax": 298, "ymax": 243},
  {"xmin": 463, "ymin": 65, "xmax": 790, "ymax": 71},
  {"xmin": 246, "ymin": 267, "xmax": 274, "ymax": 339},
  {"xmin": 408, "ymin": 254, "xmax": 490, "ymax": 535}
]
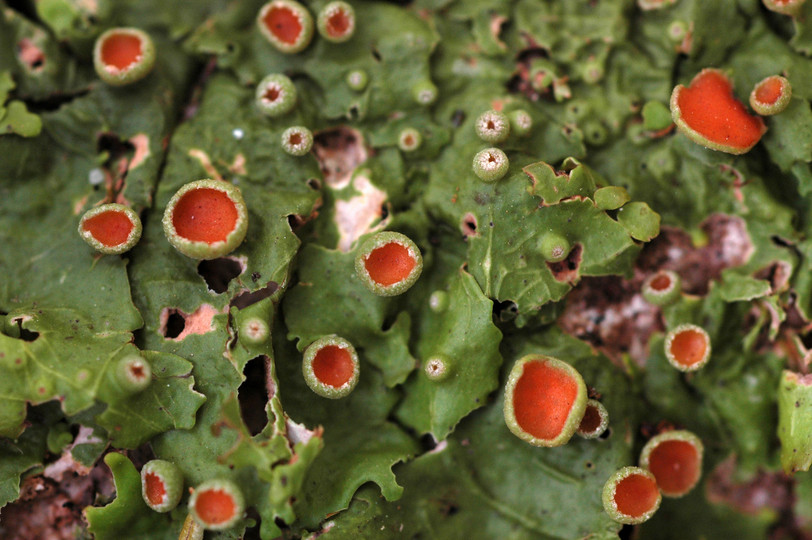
[
  {"xmin": 778, "ymin": 371, "xmax": 812, "ymax": 473},
  {"xmin": 2, "ymin": 0, "xmax": 812, "ymax": 538}
]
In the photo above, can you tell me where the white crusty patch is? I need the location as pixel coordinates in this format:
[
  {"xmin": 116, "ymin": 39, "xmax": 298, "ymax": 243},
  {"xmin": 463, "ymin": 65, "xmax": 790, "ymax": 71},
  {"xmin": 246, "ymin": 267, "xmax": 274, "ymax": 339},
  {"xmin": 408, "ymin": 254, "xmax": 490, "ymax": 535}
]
[
  {"xmin": 334, "ymin": 171, "xmax": 388, "ymax": 252},
  {"xmin": 188, "ymin": 148, "xmax": 223, "ymax": 181},
  {"xmin": 43, "ymin": 426, "xmax": 100, "ymax": 481},
  {"xmin": 229, "ymin": 153, "xmax": 247, "ymax": 175},
  {"xmin": 128, "ymin": 133, "xmax": 151, "ymax": 170}
]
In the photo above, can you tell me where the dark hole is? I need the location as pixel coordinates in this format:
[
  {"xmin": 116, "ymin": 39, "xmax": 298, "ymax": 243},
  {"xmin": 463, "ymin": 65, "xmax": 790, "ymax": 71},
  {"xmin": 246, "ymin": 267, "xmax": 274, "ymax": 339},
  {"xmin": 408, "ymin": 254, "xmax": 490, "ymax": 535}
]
[
  {"xmin": 771, "ymin": 235, "xmax": 792, "ymax": 247},
  {"xmin": 226, "ymin": 43, "xmax": 235, "ymax": 52},
  {"xmin": 381, "ymin": 313, "xmax": 397, "ymax": 332},
  {"xmin": 516, "ymin": 47, "xmax": 549, "ymax": 63},
  {"xmin": 231, "ymin": 282, "xmax": 278, "ymax": 309},
  {"xmin": 419, "ymin": 433, "xmax": 438, "ymax": 452},
  {"xmin": 461, "ymin": 213, "xmax": 477, "ymax": 236},
  {"xmin": 23, "ymin": 89, "xmax": 91, "ymax": 113},
  {"xmin": 371, "ymin": 47, "xmax": 382, "ymax": 62},
  {"xmin": 197, "ymin": 258, "xmax": 242, "ymax": 293},
  {"xmin": 599, "ymin": 427, "xmax": 612, "ymax": 440},
  {"xmin": 800, "ymin": 331, "xmax": 812, "ymax": 350},
  {"xmin": 380, "ymin": 204, "xmax": 389, "ymax": 221},
  {"xmin": 16, "ymin": 319, "xmax": 39, "ymax": 341},
  {"xmin": 97, "ymin": 132, "xmax": 135, "ymax": 160},
  {"xmin": 493, "ymin": 300, "xmax": 518, "ymax": 322},
  {"xmin": 238, "ymin": 356, "xmax": 270, "ymax": 436},
  {"xmin": 306, "ymin": 178, "xmax": 321, "ymax": 190},
  {"xmin": 288, "ymin": 214, "xmax": 307, "ymax": 231},
  {"xmin": 163, "ymin": 311, "xmax": 186, "ymax": 339},
  {"xmin": 585, "ymin": 461, "xmax": 594, "ymax": 469},
  {"xmin": 348, "ymin": 104, "xmax": 360, "ymax": 120},
  {"xmin": 441, "ymin": 502, "xmax": 459, "ymax": 517},
  {"xmin": 243, "ymin": 506, "xmax": 262, "ymax": 539},
  {"xmin": 451, "ymin": 109, "xmax": 466, "ymax": 127},
  {"xmin": 618, "ymin": 524, "xmax": 634, "ymax": 540}
]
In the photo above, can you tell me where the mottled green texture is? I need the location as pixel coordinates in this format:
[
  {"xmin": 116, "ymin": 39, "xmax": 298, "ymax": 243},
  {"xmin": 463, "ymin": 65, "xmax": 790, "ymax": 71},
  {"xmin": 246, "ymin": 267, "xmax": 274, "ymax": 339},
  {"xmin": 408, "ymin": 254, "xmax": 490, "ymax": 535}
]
[
  {"xmin": 778, "ymin": 371, "xmax": 812, "ymax": 473},
  {"xmin": 395, "ymin": 268, "xmax": 502, "ymax": 439},
  {"xmin": 3, "ymin": 0, "xmax": 812, "ymax": 537}
]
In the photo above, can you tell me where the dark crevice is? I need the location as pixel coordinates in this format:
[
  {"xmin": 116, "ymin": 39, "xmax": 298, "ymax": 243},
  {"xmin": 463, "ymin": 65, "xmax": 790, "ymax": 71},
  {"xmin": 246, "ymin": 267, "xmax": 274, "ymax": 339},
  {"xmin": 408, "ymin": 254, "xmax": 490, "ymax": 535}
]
[
  {"xmin": 493, "ymin": 300, "xmax": 518, "ymax": 323},
  {"xmin": 15, "ymin": 319, "xmax": 39, "ymax": 341},
  {"xmin": 618, "ymin": 524, "xmax": 634, "ymax": 540},
  {"xmin": 231, "ymin": 282, "xmax": 278, "ymax": 310},
  {"xmin": 163, "ymin": 311, "xmax": 186, "ymax": 339},
  {"xmin": 97, "ymin": 133, "xmax": 135, "ymax": 162},
  {"xmin": 22, "ymin": 89, "xmax": 91, "ymax": 113},
  {"xmin": 419, "ymin": 433, "xmax": 438, "ymax": 452},
  {"xmin": 198, "ymin": 258, "xmax": 242, "ymax": 294},
  {"xmin": 243, "ymin": 506, "xmax": 262, "ymax": 540},
  {"xmin": 238, "ymin": 356, "xmax": 270, "ymax": 436},
  {"xmin": 451, "ymin": 109, "xmax": 466, "ymax": 127},
  {"xmin": 547, "ymin": 243, "xmax": 583, "ymax": 283}
]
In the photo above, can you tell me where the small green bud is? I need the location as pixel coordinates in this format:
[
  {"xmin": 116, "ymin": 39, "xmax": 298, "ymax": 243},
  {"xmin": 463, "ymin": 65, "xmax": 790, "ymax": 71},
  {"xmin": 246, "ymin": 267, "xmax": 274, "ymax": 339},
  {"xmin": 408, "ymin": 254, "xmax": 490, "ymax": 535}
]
[
  {"xmin": 424, "ymin": 356, "xmax": 451, "ymax": 382},
  {"xmin": 398, "ymin": 128, "xmax": 422, "ymax": 152},
  {"xmin": 239, "ymin": 316, "xmax": 270, "ymax": 344},
  {"xmin": 113, "ymin": 354, "xmax": 152, "ymax": 394},
  {"xmin": 475, "ymin": 110, "xmax": 510, "ymax": 143},
  {"xmin": 255, "ymin": 74, "xmax": 297, "ymax": 117},
  {"xmin": 281, "ymin": 126, "xmax": 313, "ymax": 156},
  {"xmin": 346, "ymin": 69, "xmax": 368, "ymax": 91},
  {"xmin": 581, "ymin": 60, "xmax": 604, "ymax": 84},
  {"xmin": 411, "ymin": 80, "xmax": 438, "ymax": 105},
  {"xmin": 428, "ymin": 290, "xmax": 449, "ymax": 313},
  {"xmin": 668, "ymin": 21, "xmax": 688, "ymax": 42},
  {"xmin": 540, "ymin": 233, "xmax": 570, "ymax": 262},
  {"xmin": 472, "ymin": 148, "xmax": 509, "ymax": 182},
  {"xmin": 583, "ymin": 120, "xmax": 608, "ymax": 146},
  {"xmin": 509, "ymin": 109, "xmax": 533, "ymax": 137}
]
